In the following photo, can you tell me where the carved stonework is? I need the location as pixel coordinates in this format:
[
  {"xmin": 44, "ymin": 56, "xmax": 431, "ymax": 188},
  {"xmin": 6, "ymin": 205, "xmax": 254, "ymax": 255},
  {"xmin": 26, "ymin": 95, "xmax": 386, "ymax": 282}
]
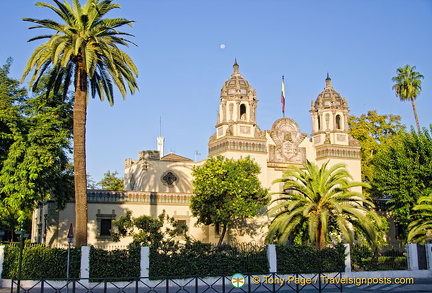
[
  {"xmin": 268, "ymin": 118, "xmax": 307, "ymax": 164},
  {"xmin": 161, "ymin": 171, "xmax": 178, "ymax": 188},
  {"xmin": 337, "ymin": 134, "xmax": 346, "ymax": 142},
  {"xmin": 240, "ymin": 126, "xmax": 251, "ymax": 134}
]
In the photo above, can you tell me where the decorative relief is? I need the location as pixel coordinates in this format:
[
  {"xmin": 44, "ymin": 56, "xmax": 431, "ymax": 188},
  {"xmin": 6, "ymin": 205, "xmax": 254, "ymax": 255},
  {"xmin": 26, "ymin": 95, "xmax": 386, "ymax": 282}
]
[
  {"xmin": 240, "ymin": 126, "xmax": 251, "ymax": 134},
  {"xmin": 337, "ymin": 134, "xmax": 346, "ymax": 142},
  {"xmin": 268, "ymin": 118, "xmax": 307, "ymax": 164},
  {"xmin": 161, "ymin": 171, "xmax": 178, "ymax": 188}
]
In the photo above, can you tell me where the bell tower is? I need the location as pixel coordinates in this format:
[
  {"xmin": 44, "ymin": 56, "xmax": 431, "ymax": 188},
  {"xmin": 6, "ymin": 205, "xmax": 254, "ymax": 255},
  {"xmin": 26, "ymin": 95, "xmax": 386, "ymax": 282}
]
[
  {"xmin": 310, "ymin": 74, "xmax": 361, "ymax": 164},
  {"xmin": 208, "ymin": 60, "xmax": 266, "ymax": 157}
]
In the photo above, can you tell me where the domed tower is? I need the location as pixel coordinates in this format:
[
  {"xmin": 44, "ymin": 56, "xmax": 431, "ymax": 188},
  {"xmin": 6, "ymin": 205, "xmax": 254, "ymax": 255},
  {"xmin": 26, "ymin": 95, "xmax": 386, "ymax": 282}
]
[
  {"xmin": 208, "ymin": 60, "xmax": 267, "ymax": 158},
  {"xmin": 310, "ymin": 75, "xmax": 361, "ymax": 173}
]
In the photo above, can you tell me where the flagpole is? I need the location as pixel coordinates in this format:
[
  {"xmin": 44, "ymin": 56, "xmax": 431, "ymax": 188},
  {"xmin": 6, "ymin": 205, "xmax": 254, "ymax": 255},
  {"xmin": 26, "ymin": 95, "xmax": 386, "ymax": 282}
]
[{"xmin": 281, "ymin": 75, "xmax": 285, "ymax": 118}]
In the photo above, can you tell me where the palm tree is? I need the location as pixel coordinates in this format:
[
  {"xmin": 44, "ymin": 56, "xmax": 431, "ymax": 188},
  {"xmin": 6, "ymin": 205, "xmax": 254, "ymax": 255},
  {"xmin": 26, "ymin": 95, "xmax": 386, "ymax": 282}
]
[
  {"xmin": 21, "ymin": 0, "xmax": 138, "ymax": 246},
  {"xmin": 392, "ymin": 65, "xmax": 424, "ymax": 133},
  {"xmin": 408, "ymin": 194, "xmax": 432, "ymax": 243},
  {"xmin": 266, "ymin": 161, "xmax": 380, "ymax": 249}
]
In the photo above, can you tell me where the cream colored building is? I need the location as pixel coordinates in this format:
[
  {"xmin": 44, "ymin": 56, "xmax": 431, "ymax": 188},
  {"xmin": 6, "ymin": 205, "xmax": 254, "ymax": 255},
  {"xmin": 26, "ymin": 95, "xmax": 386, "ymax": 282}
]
[{"xmin": 32, "ymin": 61, "xmax": 361, "ymax": 247}]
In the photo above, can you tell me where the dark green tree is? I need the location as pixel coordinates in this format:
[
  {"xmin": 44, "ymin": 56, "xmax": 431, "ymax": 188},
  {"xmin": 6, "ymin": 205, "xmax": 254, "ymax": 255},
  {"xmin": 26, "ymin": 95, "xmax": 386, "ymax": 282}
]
[
  {"xmin": 111, "ymin": 210, "xmax": 187, "ymax": 247},
  {"xmin": 0, "ymin": 59, "xmax": 73, "ymax": 224},
  {"xmin": 372, "ymin": 126, "xmax": 432, "ymax": 238},
  {"xmin": 191, "ymin": 156, "xmax": 269, "ymax": 245},
  {"xmin": 348, "ymin": 110, "xmax": 405, "ymax": 183},
  {"xmin": 22, "ymin": 0, "xmax": 139, "ymax": 246},
  {"xmin": 98, "ymin": 170, "xmax": 124, "ymax": 190}
]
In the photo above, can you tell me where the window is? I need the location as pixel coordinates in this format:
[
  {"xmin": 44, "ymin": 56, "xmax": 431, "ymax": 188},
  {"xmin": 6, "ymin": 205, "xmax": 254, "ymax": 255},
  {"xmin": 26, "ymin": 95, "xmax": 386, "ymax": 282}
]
[
  {"xmin": 100, "ymin": 219, "xmax": 112, "ymax": 236},
  {"xmin": 240, "ymin": 104, "xmax": 247, "ymax": 120},
  {"xmin": 317, "ymin": 116, "xmax": 321, "ymax": 130},
  {"xmin": 96, "ymin": 210, "xmax": 116, "ymax": 238},
  {"xmin": 336, "ymin": 115, "xmax": 342, "ymax": 129}
]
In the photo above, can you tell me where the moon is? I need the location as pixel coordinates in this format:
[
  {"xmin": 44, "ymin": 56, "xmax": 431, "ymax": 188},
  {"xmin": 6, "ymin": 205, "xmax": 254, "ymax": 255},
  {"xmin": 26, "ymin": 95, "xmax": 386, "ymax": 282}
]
[{"xmin": 220, "ymin": 44, "xmax": 226, "ymax": 49}]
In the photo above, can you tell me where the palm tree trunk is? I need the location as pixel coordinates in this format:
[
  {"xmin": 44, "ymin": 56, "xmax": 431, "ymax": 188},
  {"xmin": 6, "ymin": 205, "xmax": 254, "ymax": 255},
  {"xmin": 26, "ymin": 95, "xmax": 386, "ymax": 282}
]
[
  {"xmin": 74, "ymin": 61, "xmax": 88, "ymax": 247},
  {"xmin": 411, "ymin": 98, "xmax": 421, "ymax": 133}
]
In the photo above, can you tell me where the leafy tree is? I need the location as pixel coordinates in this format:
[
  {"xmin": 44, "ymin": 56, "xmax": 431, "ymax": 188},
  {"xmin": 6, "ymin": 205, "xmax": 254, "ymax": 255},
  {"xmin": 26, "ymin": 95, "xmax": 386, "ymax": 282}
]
[
  {"xmin": 0, "ymin": 60, "xmax": 73, "ymax": 226},
  {"xmin": 392, "ymin": 65, "xmax": 424, "ymax": 133},
  {"xmin": 266, "ymin": 161, "xmax": 381, "ymax": 249},
  {"xmin": 98, "ymin": 170, "xmax": 124, "ymax": 190},
  {"xmin": 111, "ymin": 210, "xmax": 188, "ymax": 248},
  {"xmin": 348, "ymin": 111, "xmax": 405, "ymax": 183},
  {"xmin": 372, "ymin": 126, "xmax": 432, "ymax": 237},
  {"xmin": 22, "ymin": 0, "xmax": 138, "ymax": 246},
  {"xmin": 191, "ymin": 156, "xmax": 269, "ymax": 246},
  {"xmin": 408, "ymin": 194, "xmax": 432, "ymax": 243}
]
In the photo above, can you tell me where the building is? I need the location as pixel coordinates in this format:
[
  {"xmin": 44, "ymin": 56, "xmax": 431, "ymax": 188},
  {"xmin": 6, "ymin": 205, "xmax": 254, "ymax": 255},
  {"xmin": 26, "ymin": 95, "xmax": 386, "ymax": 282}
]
[{"xmin": 32, "ymin": 61, "xmax": 362, "ymax": 247}]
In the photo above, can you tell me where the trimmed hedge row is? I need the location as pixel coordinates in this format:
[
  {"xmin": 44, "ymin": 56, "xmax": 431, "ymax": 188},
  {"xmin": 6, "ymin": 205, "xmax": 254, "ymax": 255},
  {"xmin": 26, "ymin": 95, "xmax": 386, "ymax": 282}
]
[
  {"xmin": 89, "ymin": 246, "xmax": 140, "ymax": 278},
  {"xmin": 150, "ymin": 242, "xmax": 268, "ymax": 277},
  {"xmin": 1, "ymin": 245, "xmax": 80, "ymax": 279},
  {"xmin": 1, "ymin": 243, "xmax": 346, "ymax": 279},
  {"xmin": 276, "ymin": 244, "xmax": 345, "ymax": 273}
]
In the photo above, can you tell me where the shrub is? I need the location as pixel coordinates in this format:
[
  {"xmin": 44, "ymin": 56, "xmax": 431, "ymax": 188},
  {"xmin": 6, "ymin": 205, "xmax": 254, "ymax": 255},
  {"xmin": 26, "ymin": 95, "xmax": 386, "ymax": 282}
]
[
  {"xmin": 89, "ymin": 245, "xmax": 140, "ymax": 278},
  {"xmin": 150, "ymin": 241, "xmax": 268, "ymax": 277},
  {"xmin": 276, "ymin": 244, "xmax": 345, "ymax": 273},
  {"xmin": 2, "ymin": 245, "xmax": 80, "ymax": 279}
]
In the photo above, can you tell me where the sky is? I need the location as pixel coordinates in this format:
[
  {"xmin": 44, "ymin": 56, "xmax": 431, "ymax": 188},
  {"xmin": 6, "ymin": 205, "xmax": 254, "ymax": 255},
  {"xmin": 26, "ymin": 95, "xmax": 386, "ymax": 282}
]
[{"xmin": 1, "ymin": 0, "xmax": 432, "ymax": 184}]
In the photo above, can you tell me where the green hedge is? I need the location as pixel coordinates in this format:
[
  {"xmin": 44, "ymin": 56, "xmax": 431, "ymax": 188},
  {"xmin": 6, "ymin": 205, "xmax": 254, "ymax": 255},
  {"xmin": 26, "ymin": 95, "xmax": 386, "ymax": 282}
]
[
  {"xmin": 89, "ymin": 246, "xmax": 140, "ymax": 278},
  {"xmin": 276, "ymin": 244, "xmax": 345, "ymax": 273},
  {"xmin": 2, "ymin": 245, "xmax": 80, "ymax": 279},
  {"xmin": 150, "ymin": 242, "xmax": 268, "ymax": 277}
]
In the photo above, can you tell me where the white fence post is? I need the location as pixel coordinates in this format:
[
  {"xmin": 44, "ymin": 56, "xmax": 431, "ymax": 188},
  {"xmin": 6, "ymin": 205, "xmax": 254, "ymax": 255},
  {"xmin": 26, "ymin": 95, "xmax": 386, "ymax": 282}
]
[
  {"xmin": 0, "ymin": 246, "xmax": 4, "ymax": 287},
  {"xmin": 140, "ymin": 247, "xmax": 149, "ymax": 277},
  {"xmin": 266, "ymin": 244, "xmax": 277, "ymax": 273},
  {"xmin": 425, "ymin": 243, "xmax": 432, "ymax": 270},
  {"xmin": 80, "ymin": 246, "xmax": 90, "ymax": 280},
  {"xmin": 344, "ymin": 243, "xmax": 351, "ymax": 273},
  {"xmin": 407, "ymin": 243, "xmax": 419, "ymax": 270}
]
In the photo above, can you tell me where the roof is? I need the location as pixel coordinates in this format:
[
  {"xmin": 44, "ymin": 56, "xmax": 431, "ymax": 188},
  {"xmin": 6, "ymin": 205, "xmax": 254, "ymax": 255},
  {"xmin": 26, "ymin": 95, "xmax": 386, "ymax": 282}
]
[{"xmin": 160, "ymin": 153, "xmax": 193, "ymax": 162}]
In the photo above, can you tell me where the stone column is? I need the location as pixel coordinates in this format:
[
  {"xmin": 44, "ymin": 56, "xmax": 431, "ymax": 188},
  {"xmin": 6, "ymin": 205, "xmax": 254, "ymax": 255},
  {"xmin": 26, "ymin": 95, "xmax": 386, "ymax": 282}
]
[
  {"xmin": 425, "ymin": 243, "xmax": 432, "ymax": 270},
  {"xmin": 344, "ymin": 243, "xmax": 351, "ymax": 273},
  {"xmin": 141, "ymin": 247, "xmax": 150, "ymax": 278},
  {"xmin": 80, "ymin": 246, "xmax": 90, "ymax": 281},
  {"xmin": 407, "ymin": 243, "xmax": 419, "ymax": 270},
  {"xmin": 267, "ymin": 244, "xmax": 277, "ymax": 273}
]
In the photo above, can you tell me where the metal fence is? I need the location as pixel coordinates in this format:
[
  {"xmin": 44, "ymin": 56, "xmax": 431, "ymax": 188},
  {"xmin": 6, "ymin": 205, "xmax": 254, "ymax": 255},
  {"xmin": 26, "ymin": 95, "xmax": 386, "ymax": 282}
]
[{"xmin": 11, "ymin": 272, "xmax": 343, "ymax": 293}]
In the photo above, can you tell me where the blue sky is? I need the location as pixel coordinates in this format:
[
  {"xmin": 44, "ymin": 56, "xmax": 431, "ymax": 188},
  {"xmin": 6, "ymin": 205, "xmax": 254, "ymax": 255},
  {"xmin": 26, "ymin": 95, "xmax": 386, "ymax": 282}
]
[{"xmin": 1, "ymin": 0, "xmax": 432, "ymax": 183}]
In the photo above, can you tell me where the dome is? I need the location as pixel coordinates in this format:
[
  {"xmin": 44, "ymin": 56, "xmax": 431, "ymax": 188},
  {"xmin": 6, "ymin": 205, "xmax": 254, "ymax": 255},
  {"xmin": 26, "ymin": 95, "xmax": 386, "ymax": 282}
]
[
  {"xmin": 221, "ymin": 59, "xmax": 253, "ymax": 96},
  {"xmin": 312, "ymin": 74, "xmax": 347, "ymax": 109}
]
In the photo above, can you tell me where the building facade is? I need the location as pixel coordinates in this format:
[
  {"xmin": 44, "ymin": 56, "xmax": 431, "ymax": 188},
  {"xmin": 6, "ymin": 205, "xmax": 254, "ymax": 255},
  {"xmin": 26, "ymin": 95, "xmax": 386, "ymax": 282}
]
[{"xmin": 32, "ymin": 61, "xmax": 362, "ymax": 247}]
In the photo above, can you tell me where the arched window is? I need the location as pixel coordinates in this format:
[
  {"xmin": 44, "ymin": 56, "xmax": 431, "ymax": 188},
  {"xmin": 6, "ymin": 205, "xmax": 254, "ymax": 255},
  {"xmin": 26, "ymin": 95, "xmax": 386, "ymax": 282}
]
[
  {"xmin": 317, "ymin": 115, "xmax": 321, "ymax": 130},
  {"xmin": 336, "ymin": 114, "xmax": 342, "ymax": 130},
  {"xmin": 240, "ymin": 104, "xmax": 247, "ymax": 120}
]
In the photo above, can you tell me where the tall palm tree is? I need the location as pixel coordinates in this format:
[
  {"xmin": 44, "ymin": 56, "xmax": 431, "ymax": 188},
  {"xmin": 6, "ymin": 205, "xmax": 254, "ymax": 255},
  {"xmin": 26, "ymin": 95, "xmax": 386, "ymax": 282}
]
[
  {"xmin": 408, "ymin": 194, "xmax": 432, "ymax": 243},
  {"xmin": 392, "ymin": 65, "xmax": 424, "ymax": 133},
  {"xmin": 266, "ymin": 161, "xmax": 380, "ymax": 249},
  {"xmin": 21, "ymin": 0, "xmax": 138, "ymax": 246}
]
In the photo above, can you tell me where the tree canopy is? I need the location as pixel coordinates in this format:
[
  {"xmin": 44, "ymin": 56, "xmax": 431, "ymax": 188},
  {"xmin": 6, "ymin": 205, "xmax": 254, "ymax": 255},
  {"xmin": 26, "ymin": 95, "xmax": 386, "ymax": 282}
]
[
  {"xmin": 348, "ymin": 110, "xmax": 405, "ymax": 183},
  {"xmin": 98, "ymin": 170, "xmax": 124, "ymax": 190},
  {"xmin": 191, "ymin": 156, "xmax": 269, "ymax": 245},
  {"xmin": 372, "ymin": 126, "xmax": 432, "ymax": 235},
  {"xmin": 0, "ymin": 59, "xmax": 73, "ymax": 224},
  {"xmin": 267, "ymin": 161, "xmax": 381, "ymax": 249},
  {"xmin": 392, "ymin": 65, "xmax": 424, "ymax": 132}
]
